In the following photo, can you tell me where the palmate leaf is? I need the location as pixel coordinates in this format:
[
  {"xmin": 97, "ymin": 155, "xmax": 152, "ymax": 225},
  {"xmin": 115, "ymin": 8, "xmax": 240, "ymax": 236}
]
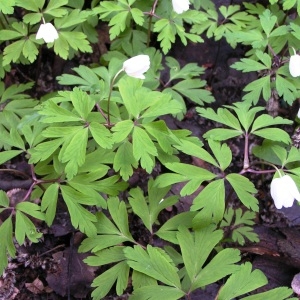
[
  {"xmin": 252, "ymin": 128, "xmax": 291, "ymax": 144},
  {"xmin": 91, "ymin": 261, "xmax": 130, "ymax": 300},
  {"xmin": 0, "ymin": 217, "xmax": 15, "ymax": 274},
  {"xmin": 218, "ymin": 262, "xmax": 267, "ymax": 300},
  {"xmin": 124, "ymin": 245, "xmax": 182, "ymax": 289}
]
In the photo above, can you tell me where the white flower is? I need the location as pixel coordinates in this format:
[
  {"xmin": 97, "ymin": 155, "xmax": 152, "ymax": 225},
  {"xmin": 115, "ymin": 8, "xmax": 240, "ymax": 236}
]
[
  {"xmin": 289, "ymin": 48, "xmax": 300, "ymax": 77},
  {"xmin": 123, "ymin": 55, "xmax": 150, "ymax": 79},
  {"xmin": 298, "ymin": 108, "xmax": 300, "ymax": 118},
  {"xmin": 36, "ymin": 23, "xmax": 59, "ymax": 43},
  {"xmin": 172, "ymin": 0, "xmax": 190, "ymax": 14},
  {"xmin": 270, "ymin": 174, "xmax": 300, "ymax": 209}
]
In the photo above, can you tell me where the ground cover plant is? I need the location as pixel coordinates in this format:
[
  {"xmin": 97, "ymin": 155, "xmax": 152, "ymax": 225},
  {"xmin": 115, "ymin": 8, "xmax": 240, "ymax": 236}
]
[{"xmin": 1, "ymin": 0, "xmax": 300, "ymax": 299}]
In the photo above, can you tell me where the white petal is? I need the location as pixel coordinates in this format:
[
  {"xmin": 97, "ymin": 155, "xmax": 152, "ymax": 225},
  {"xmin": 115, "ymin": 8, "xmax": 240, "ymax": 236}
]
[
  {"xmin": 289, "ymin": 54, "xmax": 300, "ymax": 77},
  {"xmin": 270, "ymin": 175, "xmax": 300, "ymax": 209},
  {"xmin": 270, "ymin": 177, "xmax": 286, "ymax": 209},
  {"xmin": 123, "ymin": 55, "xmax": 150, "ymax": 79},
  {"xmin": 36, "ymin": 23, "xmax": 59, "ymax": 43},
  {"xmin": 172, "ymin": 0, "xmax": 190, "ymax": 14},
  {"xmin": 298, "ymin": 108, "xmax": 300, "ymax": 118},
  {"xmin": 283, "ymin": 175, "xmax": 300, "ymax": 202}
]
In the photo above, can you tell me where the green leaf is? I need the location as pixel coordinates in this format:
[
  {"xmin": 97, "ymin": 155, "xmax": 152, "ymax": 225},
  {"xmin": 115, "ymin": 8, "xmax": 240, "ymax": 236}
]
[
  {"xmin": 91, "ymin": 261, "xmax": 129, "ymax": 299},
  {"xmin": 218, "ymin": 262, "xmax": 267, "ymax": 300},
  {"xmin": 191, "ymin": 179, "xmax": 225, "ymax": 227},
  {"xmin": 155, "ymin": 162, "xmax": 216, "ymax": 196},
  {"xmin": 89, "ymin": 122, "xmax": 113, "ymax": 149},
  {"xmin": 129, "ymin": 180, "xmax": 178, "ymax": 232},
  {"xmin": 191, "ymin": 248, "xmax": 240, "ymax": 290},
  {"xmin": 243, "ymin": 76, "xmax": 271, "ymax": 104},
  {"xmin": 143, "ymin": 121, "xmax": 174, "ymax": 155},
  {"xmin": 15, "ymin": 0, "xmax": 44, "ymax": 11},
  {"xmin": 153, "ymin": 19, "xmax": 176, "ymax": 54},
  {"xmin": 0, "ymin": 150, "xmax": 23, "ymax": 165},
  {"xmin": 252, "ymin": 128, "xmax": 291, "ymax": 144},
  {"xmin": 226, "ymin": 174, "xmax": 258, "ymax": 211},
  {"xmin": 124, "ymin": 245, "xmax": 182, "ymax": 288},
  {"xmin": 3, "ymin": 39, "xmax": 25, "ymax": 66},
  {"xmin": 15, "ymin": 211, "xmax": 43, "ymax": 244},
  {"xmin": 0, "ymin": 0, "xmax": 15, "ymax": 14},
  {"xmin": 59, "ymin": 127, "xmax": 88, "ymax": 179},
  {"xmin": 177, "ymin": 226, "xmax": 223, "ymax": 283},
  {"xmin": 155, "ymin": 212, "xmax": 197, "ymax": 244},
  {"xmin": 203, "ymin": 128, "xmax": 243, "ymax": 141},
  {"xmin": 197, "ymin": 107, "xmax": 242, "ymax": 131},
  {"xmin": 130, "ymin": 285, "xmax": 185, "ymax": 300},
  {"xmin": 251, "ymin": 114, "xmax": 293, "ymax": 132},
  {"xmin": 132, "ymin": 126, "xmax": 157, "ymax": 173},
  {"xmin": 60, "ymin": 185, "xmax": 97, "ymax": 236},
  {"xmin": 241, "ymin": 287, "xmax": 294, "ymax": 300},
  {"xmin": 113, "ymin": 140, "xmax": 138, "ymax": 180},
  {"xmin": 259, "ymin": 9, "xmax": 277, "ymax": 37},
  {"xmin": 0, "ymin": 217, "xmax": 15, "ymax": 274},
  {"xmin": 208, "ymin": 139, "xmax": 232, "ymax": 170},
  {"xmin": 84, "ymin": 247, "xmax": 126, "ymax": 268},
  {"xmin": 112, "ymin": 120, "xmax": 134, "ymax": 143},
  {"xmin": 107, "ymin": 197, "xmax": 133, "ymax": 239},
  {"xmin": 0, "ymin": 191, "xmax": 9, "ymax": 207},
  {"xmin": 172, "ymin": 79, "xmax": 214, "ymax": 105},
  {"xmin": 39, "ymin": 100, "xmax": 82, "ymax": 123},
  {"xmin": 16, "ymin": 202, "xmax": 45, "ymax": 220},
  {"xmin": 70, "ymin": 87, "xmax": 94, "ymax": 120},
  {"xmin": 41, "ymin": 183, "xmax": 59, "ymax": 226}
]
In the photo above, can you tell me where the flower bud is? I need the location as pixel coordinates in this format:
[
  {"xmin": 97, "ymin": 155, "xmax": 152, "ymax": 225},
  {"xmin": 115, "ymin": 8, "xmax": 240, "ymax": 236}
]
[
  {"xmin": 123, "ymin": 55, "xmax": 150, "ymax": 79},
  {"xmin": 270, "ymin": 174, "xmax": 300, "ymax": 209},
  {"xmin": 289, "ymin": 48, "xmax": 300, "ymax": 77},
  {"xmin": 36, "ymin": 23, "xmax": 59, "ymax": 43},
  {"xmin": 172, "ymin": 0, "xmax": 190, "ymax": 14}
]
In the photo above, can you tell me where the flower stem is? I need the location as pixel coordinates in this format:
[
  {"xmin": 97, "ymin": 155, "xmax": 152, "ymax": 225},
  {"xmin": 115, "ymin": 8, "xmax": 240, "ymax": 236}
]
[
  {"xmin": 146, "ymin": 0, "xmax": 159, "ymax": 47},
  {"xmin": 107, "ymin": 68, "xmax": 124, "ymax": 126},
  {"xmin": 243, "ymin": 132, "xmax": 250, "ymax": 170}
]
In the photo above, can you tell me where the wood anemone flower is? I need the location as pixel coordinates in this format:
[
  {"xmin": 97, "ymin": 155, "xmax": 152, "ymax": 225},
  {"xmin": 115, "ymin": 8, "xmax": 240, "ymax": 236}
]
[
  {"xmin": 36, "ymin": 23, "xmax": 59, "ymax": 43},
  {"xmin": 270, "ymin": 174, "xmax": 300, "ymax": 209},
  {"xmin": 123, "ymin": 55, "xmax": 150, "ymax": 79},
  {"xmin": 172, "ymin": 0, "xmax": 190, "ymax": 14},
  {"xmin": 289, "ymin": 48, "xmax": 300, "ymax": 77}
]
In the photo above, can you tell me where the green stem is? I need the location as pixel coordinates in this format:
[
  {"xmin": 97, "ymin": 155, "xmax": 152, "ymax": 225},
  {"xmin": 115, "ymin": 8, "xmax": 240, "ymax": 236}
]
[
  {"xmin": 146, "ymin": 0, "xmax": 159, "ymax": 47},
  {"xmin": 107, "ymin": 68, "xmax": 124, "ymax": 126}
]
